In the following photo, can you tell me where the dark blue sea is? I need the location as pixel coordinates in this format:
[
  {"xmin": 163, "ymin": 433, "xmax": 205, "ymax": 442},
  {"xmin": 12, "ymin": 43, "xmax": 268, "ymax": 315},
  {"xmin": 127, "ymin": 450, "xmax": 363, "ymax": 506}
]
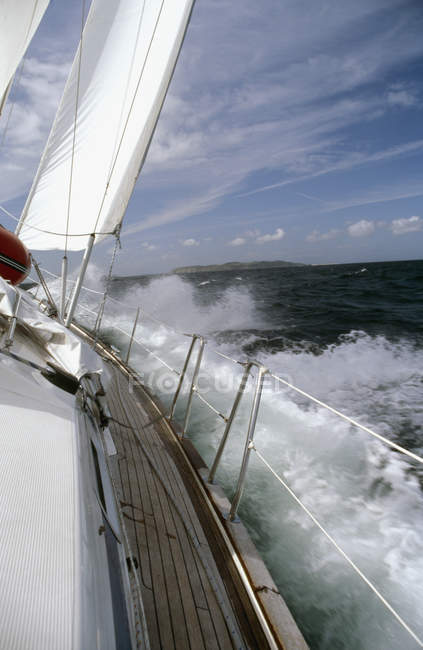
[{"xmin": 78, "ymin": 259, "xmax": 423, "ymax": 649}]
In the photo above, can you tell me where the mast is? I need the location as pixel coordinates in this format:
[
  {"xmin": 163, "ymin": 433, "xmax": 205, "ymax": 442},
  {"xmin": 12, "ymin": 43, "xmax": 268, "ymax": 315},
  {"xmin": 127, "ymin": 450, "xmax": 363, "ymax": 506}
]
[{"xmin": 64, "ymin": 234, "xmax": 95, "ymax": 327}]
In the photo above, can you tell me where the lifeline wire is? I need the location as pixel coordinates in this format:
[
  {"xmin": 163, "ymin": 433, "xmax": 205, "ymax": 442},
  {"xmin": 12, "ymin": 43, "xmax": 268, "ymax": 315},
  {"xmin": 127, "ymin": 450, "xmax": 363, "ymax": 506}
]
[
  {"xmin": 26, "ymin": 259, "xmax": 423, "ymax": 648},
  {"xmin": 39, "ymin": 266, "xmax": 189, "ymax": 338},
  {"xmin": 31, "ymin": 260, "xmax": 423, "ymax": 467},
  {"xmin": 269, "ymin": 372, "xmax": 423, "ymax": 466},
  {"xmin": 253, "ymin": 445, "xmax": 423, "ymax": 648}
]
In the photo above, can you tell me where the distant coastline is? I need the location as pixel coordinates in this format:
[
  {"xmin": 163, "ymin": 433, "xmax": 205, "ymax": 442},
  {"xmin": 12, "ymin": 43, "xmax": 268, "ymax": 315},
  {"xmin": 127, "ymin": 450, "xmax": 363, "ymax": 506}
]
[{"xmin": 172, "ymin": 260, "xmax": 305, "ymax": 274}]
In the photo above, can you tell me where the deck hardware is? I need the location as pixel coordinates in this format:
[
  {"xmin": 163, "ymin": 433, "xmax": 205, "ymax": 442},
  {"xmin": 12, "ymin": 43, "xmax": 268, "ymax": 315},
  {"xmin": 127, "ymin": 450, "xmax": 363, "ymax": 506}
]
[
  {"xmin": 0, "ymin": 348, "xmax": 80, "ymax": 393},
  {"xmin": 208, "ymin": 362, "xmax": 253, "ymax": 484},
  {"xmin": 168, "ymin": 334, "xmax": 205, "ymax": 428},
  {"xmin": 229, "ymin": 365, "xmax": 268, "ymax": 521},
  {"xmin": 125, "ymin": 307, "xmax": 140, "ymax": 364},
  {"xmin": 168, "ymin": 334, "xmax": 197, "ymax": 419},
  {"xmin": 32, "ymin": 257, "xmax": 59, "ymax": 317},
  {"xmin": 41, "ymin": 362, "xmax": 80, "ymax": 394},
  {"xmin": 65, "ymin": 233, "xmax": 95, "ymax": 327},
  {"xmin": 206, "ymin": 360, "xmax": 268, "ymax": 520},
  {"xmin": 3, "ymin": 290, "xmax": 21, "ymax": 348},
  {"xmin": 126, "ymin": 556, "xmax": 139, "ymax": 572},
  {"xmin": 181, "ymin": 335, "xmax": 205, "ymax": 437}
]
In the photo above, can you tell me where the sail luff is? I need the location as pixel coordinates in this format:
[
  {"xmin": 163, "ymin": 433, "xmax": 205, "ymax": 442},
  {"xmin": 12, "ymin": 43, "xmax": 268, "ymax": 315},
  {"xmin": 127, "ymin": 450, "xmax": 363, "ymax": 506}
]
[
  {"xmin": 14, "ymin": 49, "xmax": 85, "ymax": 238},
  {"xmin": 16, "ymin": 4, "xmax": 90, "ymax": 239},
  {"xmin": 95, "ymin": 0, "xmax": 196, "ymax": 237},
  {"xmin": 15, "ymin": 49, "xmax": 84, "ymax": 238},
  {"xmin": 18, "ymin": 0, "xmax": 196, "ymax": 252}
]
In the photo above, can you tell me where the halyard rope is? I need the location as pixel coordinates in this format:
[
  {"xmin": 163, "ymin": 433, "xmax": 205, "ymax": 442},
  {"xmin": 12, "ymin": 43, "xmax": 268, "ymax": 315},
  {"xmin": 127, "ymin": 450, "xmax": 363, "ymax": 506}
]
[{"xmin": 64, "ymin": 0, "xmax": 86, "ymax": 257}]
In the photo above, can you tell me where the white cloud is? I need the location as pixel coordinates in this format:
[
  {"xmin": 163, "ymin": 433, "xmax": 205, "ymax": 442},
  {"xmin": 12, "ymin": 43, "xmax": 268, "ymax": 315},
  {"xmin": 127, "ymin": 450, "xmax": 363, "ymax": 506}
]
[
  {"xmin": 228, "ymin": 237, "xmax": 246, "ymax": 246},
  {"xmin": 240, "ymin": 139, "xmax": 423, "ymax": 200},
  {"xmin": 387, "ymin": 85, "xmax": 417, "ymax": 108},
  {"xmin": 123, "ymin": 188, "xmax": 225, "ymax": 236},
  {"xmin": 256, "ymin": 227, "xmax": 285, "ymax": 244},
  {"xmin": 323, "ymin": 180, "xmax": 423, "ymax": 213},
  {"xmin": 141, "ymin": 242, "xmax": 157, "ymax": 251},
  {"xmin": 307, "ymin": 229, "xmax": 339, "ymax": 242},
  {"xmin": 347, "ymin": 220, "xmax": 375, "ymax": 237},
  {"xmin": 3, "ymin": 0, "xmax": 423, "ymax": 252},
  {"xmin": 390, "ymin": 215, "xmax": 422, "ymax": 235},
  {"xmin": 181, "ymin": 238, "xmax": 199, "ymax": 246},
  {"xmin": 245, "ymin": 229, "xmax": 261, "ymax": 238},
  {"xmin": 134, "ymin": 0, "xmax": 423, "ymax": 231}
]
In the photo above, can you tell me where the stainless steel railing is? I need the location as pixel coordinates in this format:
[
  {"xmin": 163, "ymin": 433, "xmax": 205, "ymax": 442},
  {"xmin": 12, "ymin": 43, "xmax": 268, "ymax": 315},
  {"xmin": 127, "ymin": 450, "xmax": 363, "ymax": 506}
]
[
  {"xmin": 75, "ymin": 294, "xmax": 423, "ymax": 646},
  {"xmin": 12, "ymin": 272, "xmax": 423, "ymax": 646}
]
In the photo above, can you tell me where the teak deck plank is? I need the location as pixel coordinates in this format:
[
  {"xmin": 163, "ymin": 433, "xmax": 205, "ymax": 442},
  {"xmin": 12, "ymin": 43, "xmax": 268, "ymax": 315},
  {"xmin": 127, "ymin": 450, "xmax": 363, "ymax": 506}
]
[
  {"xmin": 129, "ymin": 380, "xmax": 271, "ymax": 649},
  {"xmin": 106, "ymin": 367, "xmax": 235, "ymax": 649},
  {"xmin": 109, "ymin": 393, "xmax": 175, "ymax": 648}
]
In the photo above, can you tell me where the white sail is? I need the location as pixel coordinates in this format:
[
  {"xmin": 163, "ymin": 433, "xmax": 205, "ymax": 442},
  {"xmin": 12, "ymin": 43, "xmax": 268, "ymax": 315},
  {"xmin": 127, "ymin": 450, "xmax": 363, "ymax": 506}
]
[
  {"xmin": 17, "ymin": 0, "xmax": 195, "ymax": 251},
  {"xmin": 0, "ymin": 0, "xmax": 50, "ymax": 114}
]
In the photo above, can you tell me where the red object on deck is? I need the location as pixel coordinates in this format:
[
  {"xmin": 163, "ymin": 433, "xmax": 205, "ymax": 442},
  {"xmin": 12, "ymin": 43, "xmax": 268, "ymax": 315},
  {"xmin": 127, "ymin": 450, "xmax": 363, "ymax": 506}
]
[{"xmin": 0, "ymin": 226, "xmax": 31, "ymax": 285}]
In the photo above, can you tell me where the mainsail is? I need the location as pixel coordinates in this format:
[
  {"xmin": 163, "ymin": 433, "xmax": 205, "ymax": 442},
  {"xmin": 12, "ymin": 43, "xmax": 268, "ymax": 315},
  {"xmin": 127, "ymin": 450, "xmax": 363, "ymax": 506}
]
[
  {"xmin": 0, "ymin": 0, "xmax": 50, "ymax": 115},
  {"xmin": 17, "ymin": 0, "xmax": 195, "ymax": 251}
]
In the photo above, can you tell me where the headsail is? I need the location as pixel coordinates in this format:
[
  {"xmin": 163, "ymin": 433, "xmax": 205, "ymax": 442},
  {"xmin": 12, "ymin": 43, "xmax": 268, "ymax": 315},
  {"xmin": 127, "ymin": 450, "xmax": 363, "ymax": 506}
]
[
  {"xmin": 0, "ymin": 0, "xmax": 50, "ymax": 115},
  {"xmin": 17, "ymin": 0, "xmax": 195, "ymax": 251}
]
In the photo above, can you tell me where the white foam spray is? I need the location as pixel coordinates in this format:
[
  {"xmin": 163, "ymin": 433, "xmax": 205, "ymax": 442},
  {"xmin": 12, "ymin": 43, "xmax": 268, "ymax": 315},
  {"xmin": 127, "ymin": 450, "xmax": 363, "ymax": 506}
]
[{"xmin": 71, "ymin": 272, "xmax": 423, "ymax": 649}]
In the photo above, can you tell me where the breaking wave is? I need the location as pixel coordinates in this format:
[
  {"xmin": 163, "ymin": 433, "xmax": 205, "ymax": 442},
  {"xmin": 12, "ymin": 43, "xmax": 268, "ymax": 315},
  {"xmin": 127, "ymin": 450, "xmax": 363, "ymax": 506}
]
[{"xmin": 69, "ymin": 269, "xmax": 423, "ymax": 649}]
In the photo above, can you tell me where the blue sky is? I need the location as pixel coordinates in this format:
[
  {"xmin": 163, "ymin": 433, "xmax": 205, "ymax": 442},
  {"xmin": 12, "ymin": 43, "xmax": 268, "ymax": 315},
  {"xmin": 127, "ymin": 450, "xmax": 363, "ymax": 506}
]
[{"xmin": 1, "ymin": 0, "xmax": 423, "ymax": 275}]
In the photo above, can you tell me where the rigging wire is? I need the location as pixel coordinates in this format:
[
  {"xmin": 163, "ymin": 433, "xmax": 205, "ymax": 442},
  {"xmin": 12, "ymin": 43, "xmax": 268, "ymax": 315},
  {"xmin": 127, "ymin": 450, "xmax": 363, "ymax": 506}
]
[
  {"xmin": 0, "ymin": 204, "xmax": 116, "ymax": 237},
  {"xmin": 64, "ymin": 0, "xmax": 87, "ymax": 257},
  {"xmin": 11, "ymin": 1, "xmax": 163, "ymax": 247},
  {"xmin": 26, "ymin": 260, "xmax": 423, "ymax": 644},
  {"xmin": 93, "ymin": 225, "xmax": 121, "ymax": 336},
  {"xmin": 92, "ymin": 0, "xmax": 164, "ymax": 235},
  {"xmin": 30, "ymin": 260, "xmax": 423, "ymax": 467},
  {"xmin": 269, "ymin": 372, "xmax": 423, "ymax": 466},
  {"xmin": 103, "ymin": 0, "xmax": 147, "ymax": 194},
  {"xmin": 38, "ymin": 264, "xmax": 191, "ymax": 338}
]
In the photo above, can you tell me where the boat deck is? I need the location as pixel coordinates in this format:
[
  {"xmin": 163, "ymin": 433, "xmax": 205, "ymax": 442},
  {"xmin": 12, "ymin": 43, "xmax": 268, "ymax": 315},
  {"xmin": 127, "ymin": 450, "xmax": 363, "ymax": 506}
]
[{"xmin": 105, "ymin": 362, "xmax": 269, "ymax": 649}]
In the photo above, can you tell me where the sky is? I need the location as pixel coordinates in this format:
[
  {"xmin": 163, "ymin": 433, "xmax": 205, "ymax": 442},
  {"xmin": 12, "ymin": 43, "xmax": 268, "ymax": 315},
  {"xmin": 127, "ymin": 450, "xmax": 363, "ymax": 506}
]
[{"xmin": 1, "ymin": 0, "xmax": 423, "ymax": 275}]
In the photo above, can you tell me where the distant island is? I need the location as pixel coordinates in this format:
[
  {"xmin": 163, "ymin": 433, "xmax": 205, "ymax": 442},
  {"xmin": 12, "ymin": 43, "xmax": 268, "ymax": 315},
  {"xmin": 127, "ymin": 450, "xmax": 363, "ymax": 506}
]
[{"xmin": 173, "ymin": 260, "xmax": 305, "ymax": 274}]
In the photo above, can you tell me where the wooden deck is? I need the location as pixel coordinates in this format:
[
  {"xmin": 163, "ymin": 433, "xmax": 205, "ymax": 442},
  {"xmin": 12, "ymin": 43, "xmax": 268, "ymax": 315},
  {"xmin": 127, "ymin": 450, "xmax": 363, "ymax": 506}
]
[{"xmin": 105, "ymin": 362, "xmax": 270, "ymax": 650}]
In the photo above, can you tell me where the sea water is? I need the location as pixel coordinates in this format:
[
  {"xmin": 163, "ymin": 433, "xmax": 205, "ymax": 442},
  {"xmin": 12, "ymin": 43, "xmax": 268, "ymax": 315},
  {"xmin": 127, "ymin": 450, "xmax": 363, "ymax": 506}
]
[{"xmin": 76, "ymin": 259, "xmax": 423, "ymax": 650}]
